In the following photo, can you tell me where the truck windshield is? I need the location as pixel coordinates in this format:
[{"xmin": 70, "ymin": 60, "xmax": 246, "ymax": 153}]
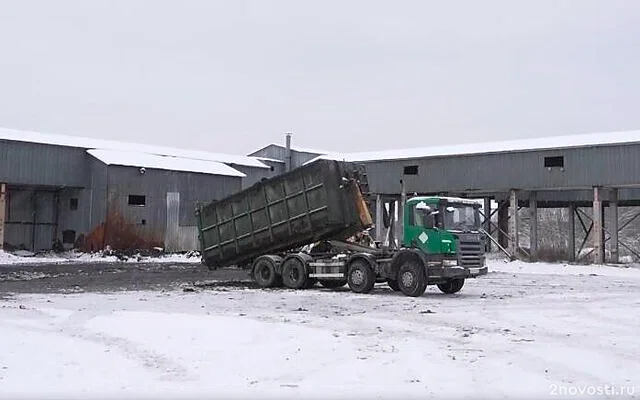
[{"xmin": 444, "ymin": 204, "xmax": 479, "ymax": 231}]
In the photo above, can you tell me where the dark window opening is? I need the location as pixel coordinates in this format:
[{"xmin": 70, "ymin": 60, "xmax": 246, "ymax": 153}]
[
  {"xmin": 62, "ymin": 230, "xmax": 76, "ymax": 244},
  {"xmin": 544, "ymin": 156, "xmax": 564, "ymax": 168},
  {"xmin": 128, "ymin": 195, "xmax": 146, "ymax": 206},
  {"xmin": 403, "ymin": 165, "xmax": 419, "ymax": 175},
  {"xmin": 69, "ymin": 198, "xmax": 78, "ymax": 210}
]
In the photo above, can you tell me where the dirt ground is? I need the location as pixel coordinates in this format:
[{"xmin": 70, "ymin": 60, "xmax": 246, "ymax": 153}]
[{"xmin": 0, "ymin": 262, "xmax": 252, "ymax": 295}]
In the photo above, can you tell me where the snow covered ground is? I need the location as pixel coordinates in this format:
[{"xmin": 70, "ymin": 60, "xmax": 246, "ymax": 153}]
[
  {"xmin": 1, "ymin": 259, "xmax": 639, "ymax": 399},
  {"xmin": 0, "ymin": 249, "xmax": 199, "ymax": 265}
]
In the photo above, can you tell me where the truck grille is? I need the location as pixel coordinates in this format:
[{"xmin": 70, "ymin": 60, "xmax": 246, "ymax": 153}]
[{"xmin": 456, "ymin": 234, "xmax": 485, "ymax": 268}]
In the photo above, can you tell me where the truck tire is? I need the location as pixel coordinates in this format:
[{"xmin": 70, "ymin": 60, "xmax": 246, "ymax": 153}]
[
  {"xmin": 397, "ymin": 261, "xmax": 427, "ymax": 297},
  {"xmin": 281, "ymin": 257, "xmax": 309, "ymax": 289},
  {"xmin": 437, "ymin": 278, "xmax": 465, "ymax": 294},
  {"xmin": 319, "ymin": 279, "xmax": 347, "ymax": 289},
  {"xmin": 253, "ymin": 258, "xmax": 281, "ymax": 288},
  {"xmin": 347, "ymin": 260, "xmax": 375, "ymax": 294},
  {"xmin": 387, "ymin": 279, "xmax": 401, "ymax": 291}
]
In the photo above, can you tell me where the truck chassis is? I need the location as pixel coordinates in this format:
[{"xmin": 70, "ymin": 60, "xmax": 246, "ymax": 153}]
[{"xmin": 251, "ymin": 240, "xmax": 487, "ymax": 297}]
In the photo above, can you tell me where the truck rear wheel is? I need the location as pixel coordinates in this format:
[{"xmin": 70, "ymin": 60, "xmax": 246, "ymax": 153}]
[
  {"xmin": 281, "ymin": 257, "xmax": 309, "ymax": 289},
  {"xmin": 347, "ymin": 260, "xmax": 375, "ymax": 294},
  {"xmin": 319, "ymin": 279, "xmax": 347, "ymax": 289},
  {"xmin": 397, "ymin": 261, "xmax": 427, "ymax": 297},
  {"xmin": 253, "ymin": 258, "xmax": 281, "ymax": 288},
  {"xmin": 437, "ymin": 278, "xmax": 465, "ymax": 294}
]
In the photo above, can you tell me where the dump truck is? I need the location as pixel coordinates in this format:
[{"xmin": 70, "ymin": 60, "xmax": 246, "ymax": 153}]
[{"xmin": 195, "ymin": 159, "xmax": 487, "ymax": 297}]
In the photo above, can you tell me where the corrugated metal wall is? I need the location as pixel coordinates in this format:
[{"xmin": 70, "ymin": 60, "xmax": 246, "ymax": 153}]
[
  {"xmin": 363, "ymin": 144, "xmax": 640, "ymax": 195},
  {"xmin": 91, "ymin": 165, "xmax": 242, "ymax": 251},
  {"xmin": 0, "ymin": 141, "xmax": 88, "ymax": 187},
  {"xmin": 235, "ymin": 163, "xmax": 283, "ymax": 189}
]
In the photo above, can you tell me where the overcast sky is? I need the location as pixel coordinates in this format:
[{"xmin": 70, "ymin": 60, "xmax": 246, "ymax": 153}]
[{"xmin": 1, "ymin": 0, "xmax": 639, "ymax": 155}]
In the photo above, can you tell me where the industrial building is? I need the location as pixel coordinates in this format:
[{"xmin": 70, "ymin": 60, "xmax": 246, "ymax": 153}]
[
  {"xmin": 248, "ymin": 133, "xmax": 327, "ymax": 172},
  {"xmin": 0, "ymin": 127, "xmax": 278, "ymax": 253},
  {"xmin": 307, "ymin": 130, "xmax": 640, "ymax": 265}
]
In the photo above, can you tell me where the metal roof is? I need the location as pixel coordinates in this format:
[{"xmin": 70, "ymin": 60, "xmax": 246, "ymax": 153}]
[
  {"xmin": 87, "ymin": 149, "xmax": 246, "ymax": 177},
  {"xmin": 0, "ymin": 126, "xmax": 269, "ymax": 169},
  {"xmin": 307, "ymin": 129, "xmax": 640, "ymax": 163},
  {"xmin": 249, "ymin": 143, "xmax": 329, "ymax": 156}
]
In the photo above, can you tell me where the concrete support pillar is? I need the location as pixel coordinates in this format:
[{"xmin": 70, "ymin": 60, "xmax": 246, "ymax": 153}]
[
  {"xmin": 529, "ymin": 191, "xmax": 538, "ymax": 261},
  {"xmin": 498, "ymin": 200, "xmax": 509, "ymax": 248},
  {"xmin": 375, "ymin": 195, "xmax": 384, "ymax": 243},
  {"xmin": 483, "ymin": 197, "xmax": 492, "ymax": 252},
  {"xmin": 610, "ymin": 188, "xmax": 619, "ymax": 263},
  {"xmin": 0, "ymin": 183, "xmax": 5, "ymax": 250},
  {"xmin": 593, "ymin": 186, "xmax": 604, "ymax": 264},
  {"xmin": 509, "ymin": 189, "xmax": 520, "ymax": 257},
  {"xmin": 568, "ymin": 203, "xmax": 576, "ymax": 262}
]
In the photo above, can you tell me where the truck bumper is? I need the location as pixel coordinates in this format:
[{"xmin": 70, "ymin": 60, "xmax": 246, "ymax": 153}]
[{"xmin": 427, "ymin": 265, "xmax": 488, "ymax": 280}]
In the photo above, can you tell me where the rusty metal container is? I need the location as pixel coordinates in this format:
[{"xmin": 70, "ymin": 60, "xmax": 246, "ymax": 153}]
[{"xmin": 195, "ymin": 159, "xmax": 372, "ymax": 269}]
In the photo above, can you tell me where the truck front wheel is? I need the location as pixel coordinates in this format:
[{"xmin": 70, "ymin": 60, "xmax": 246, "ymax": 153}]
[
  {"xmin": 347, "ymin": 260, "xmax": 375, "ymax": 294},
  {"xmin": 397, "ymin": 261, "xmax": 427, "ymax": 297},
  {"xmin": 437, "ymin": 279, "xmax": 465, "ymax": 294}
]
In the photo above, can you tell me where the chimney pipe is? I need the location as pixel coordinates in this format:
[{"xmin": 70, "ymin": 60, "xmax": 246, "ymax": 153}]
[{"xmin": 285, "ymin": 132, "xmax": 292, "ymax": 172}]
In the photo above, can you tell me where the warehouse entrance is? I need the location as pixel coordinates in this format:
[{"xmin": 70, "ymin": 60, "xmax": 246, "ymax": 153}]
[{"xmin": 1, "ymin": 185, "xmax": 60, "ymax": 252}]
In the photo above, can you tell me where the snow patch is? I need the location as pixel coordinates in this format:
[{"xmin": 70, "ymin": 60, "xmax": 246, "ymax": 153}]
[{"xmin": 0, "ymin": 249, "xmax": 201, "ymax": 266}]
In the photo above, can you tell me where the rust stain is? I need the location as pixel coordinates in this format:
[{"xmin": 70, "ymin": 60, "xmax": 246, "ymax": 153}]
[{"xmin": 81, "ymin": 211, "xmax": 163, "ymax": 253}]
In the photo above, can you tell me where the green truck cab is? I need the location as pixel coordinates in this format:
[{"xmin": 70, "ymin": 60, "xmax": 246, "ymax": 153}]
[
  {"xmin": 404, "ymin": 196, "xmax": 486, "ymax": 267},
  {"xmin": 372, "ymin": 196, "xmax": 487, "ymax": 296}
]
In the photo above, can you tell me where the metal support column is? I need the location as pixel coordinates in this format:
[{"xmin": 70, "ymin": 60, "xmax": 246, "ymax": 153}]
[
  {"xmin": 388, "ymin": 201, "xmax": 396, "ymax": 248},
  {"xmin": 398, "ymin": 180, "xmax": 406, "ymax": 247},
  {"xmin": 375, "ymin": 194, "xmax": 384, "ymax": 243},
  {"xmin": 0, "ymin": 183, "xmax": 5, "ymax": 250},
  {"xmin": 498, "ymin": 200, "xmax": 509, "ymax": 248},
  {"xmin": 568, "ymin": 203, "xmax": 576, "ymax": 262},
  {"xmin": 529, "ymin": 191, "xmax": 538, "ymax": 261},
  {"xmin": 284, "ymin": 132, "xmax": 292, "ymax": 172},
  {"xmin": 483, "ymin": 197, "xmax": 492, "ymax": 252},
  {"xmin": 610, "ymin": 188, "xmax": 619, "ymax": 263},
  {"xmin": 509, "ymin": 189, "xmax": 519, "ymax": 257},
  {"xmin": 593, "ymin": 186, "xmax": 604, "ymax": 264}
]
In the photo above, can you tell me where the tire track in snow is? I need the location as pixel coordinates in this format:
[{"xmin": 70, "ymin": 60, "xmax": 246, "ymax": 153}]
[{"xmin": 32, "ymin": 307, "xmax": 197, "ymax": 382}]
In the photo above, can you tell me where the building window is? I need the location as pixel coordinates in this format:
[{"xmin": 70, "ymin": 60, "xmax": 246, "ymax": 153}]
[
  {"xmin": 544, "ymin": 156, "xmax": 564, "ymax": 168},
  {"xmin": 62, "ymin": 230, "xmax": 76, "ymax": 244},
  {"xmin": 69, "ymin": 198, "xmax": 78, "ymax": 210},
  {"xmin": 403, "ymin": 165, "xmax": 419, "ymax": 175},
  {"xmin": 128, "ymin": 195, "xmax": 146, "ymax": 206}
]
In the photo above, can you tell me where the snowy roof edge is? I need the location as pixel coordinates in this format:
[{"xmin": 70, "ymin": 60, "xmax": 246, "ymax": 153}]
[
  {"xmin": 86, "ymin": 149, "xmax": 247, "ymax": 177},
  {"xmin": 305, "ymin": 129, "xmax": 640, "ymax": 164},
  {"xmin": 0, "ymin": 126, "xmax": 269, "ymax": 169}
]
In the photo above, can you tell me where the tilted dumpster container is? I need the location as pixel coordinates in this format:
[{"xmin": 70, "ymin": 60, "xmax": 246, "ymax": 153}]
[{"xmin": 195, "ymin": 159, "xmax": 372, "ymax": 269}]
